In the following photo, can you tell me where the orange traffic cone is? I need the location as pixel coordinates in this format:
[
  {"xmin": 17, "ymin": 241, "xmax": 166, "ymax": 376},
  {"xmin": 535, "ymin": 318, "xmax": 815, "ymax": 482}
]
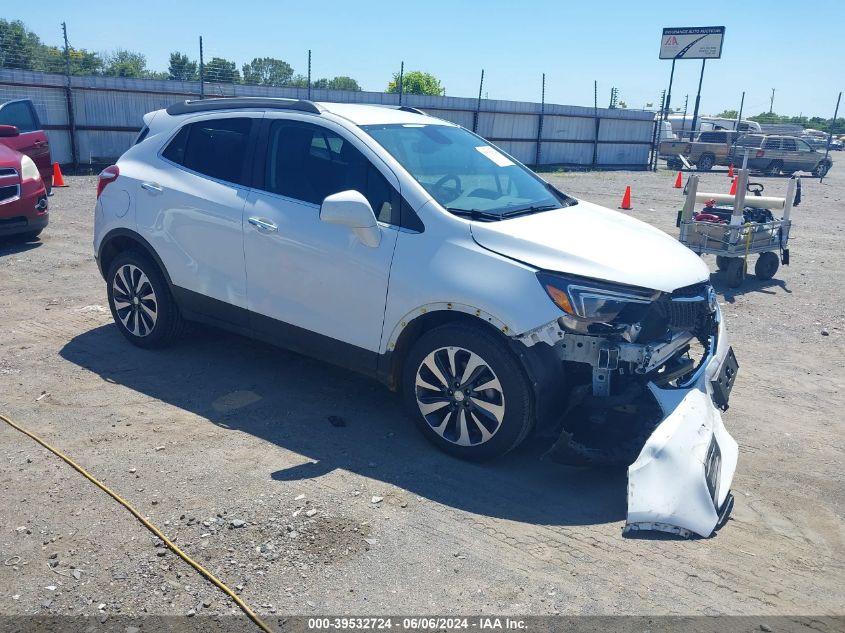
[
  {"xmin": 727, "ymin": 163, "xmax": 734, "ymax": 178},
  {"xmin": 674, "ymin": 171, "xmax": 683, "ymax": 188},
  {"xmin": 52, "ymin": 163, "xmax": 68, "ymax": 187},
  {"xmin": 619, "ymin": 185, "xmax": 632, "ymax": 210},
  {"xmin": 729, "ymin": 176, "xmax": 737, "ymax": 196}
]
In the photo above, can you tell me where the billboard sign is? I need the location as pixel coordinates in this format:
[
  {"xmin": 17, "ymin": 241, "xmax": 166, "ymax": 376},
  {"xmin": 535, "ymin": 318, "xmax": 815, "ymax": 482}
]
[{"xmin": 660, "ymin": 27, "xmax": 725, "ymax": 59}]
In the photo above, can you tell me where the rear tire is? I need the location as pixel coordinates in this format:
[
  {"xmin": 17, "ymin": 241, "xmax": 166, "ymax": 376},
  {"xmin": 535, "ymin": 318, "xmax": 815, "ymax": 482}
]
[
  {"xmin": 754, "ymin": 252, "xmax": 780, "ymax": 280},
  {"xmin": 106, "ymin": 250, "xmax": 183, "ymax": 349},
  {"xmin": 765, "ymin": 160, "xmax": 783, "ymax": 176},
  {"xmin": 716, "ymin": 255, "xmax": 730, "ymax": 271},
  {"xmin": 723, "ymin": 258, "xmax": 746, "ymax": 288},
  {"xmin": 402, "ymin": 323, "xmax": 534, "ymax": 461}
]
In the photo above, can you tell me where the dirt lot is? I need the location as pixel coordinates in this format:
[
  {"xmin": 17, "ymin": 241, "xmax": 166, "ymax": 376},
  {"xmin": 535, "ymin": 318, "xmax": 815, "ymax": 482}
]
[{"xmin": 1, "ymin": 168, "xmax": 843, "ymax": 622}]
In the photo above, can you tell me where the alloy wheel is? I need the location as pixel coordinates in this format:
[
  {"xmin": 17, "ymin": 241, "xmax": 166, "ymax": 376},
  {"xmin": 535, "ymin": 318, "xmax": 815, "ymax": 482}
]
[
  {"xmin": 112, "ymin": 263, "xmax": 158, "ymax": 337},
  {"xmin": 414, "ymin": 346, "xmax": 505, "ymax": 447}
]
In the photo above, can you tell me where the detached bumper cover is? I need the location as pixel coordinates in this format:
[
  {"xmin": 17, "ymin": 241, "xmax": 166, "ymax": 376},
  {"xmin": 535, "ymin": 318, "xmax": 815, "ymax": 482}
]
[{"xmin": 625, "ymin": 307, "xmax": 738, "ymax": 538}]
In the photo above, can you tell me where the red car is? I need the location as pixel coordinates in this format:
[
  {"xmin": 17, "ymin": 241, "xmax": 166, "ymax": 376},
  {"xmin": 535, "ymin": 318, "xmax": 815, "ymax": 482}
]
[
  {"xmin": 0, "ymin": 99, "xmax": 53, "ymax": 193},
  {"xmin": 0, "ymin": 139, "xmax": 48, "ymax": 240}
]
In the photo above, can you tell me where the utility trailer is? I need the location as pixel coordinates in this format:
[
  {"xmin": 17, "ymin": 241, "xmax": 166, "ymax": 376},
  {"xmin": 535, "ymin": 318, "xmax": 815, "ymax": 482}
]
[{"xmin": 677, "ymin": 169, "xmax": 798, "ymax": 287}]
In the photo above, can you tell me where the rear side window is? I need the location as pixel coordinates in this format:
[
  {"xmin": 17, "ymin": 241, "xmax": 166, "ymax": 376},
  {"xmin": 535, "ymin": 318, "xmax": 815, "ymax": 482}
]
[
  {"xmin": 763, "ymin": 137, "xmax": 782, "ymax": 151},
  {"xmin": 735, "ymin": 135, "xmax": 762, "ymax": 149},
  {"xmin": 162, "ymin": 117, "xmax": 252, "ymax": 185},
  {"xmin": 780, "ymin": 138, "xmax": 797, "ymax": 151},
  {"xmin": 0, "ymin": 101, "xmax": 38, "ymax": 132},
  {"xmin": 263, "ymin": 120, "xmax": 398, "ymax": 224},
  {"xmin": 698, "ymin": 132, "xmax": 725, "ymax": 143}
]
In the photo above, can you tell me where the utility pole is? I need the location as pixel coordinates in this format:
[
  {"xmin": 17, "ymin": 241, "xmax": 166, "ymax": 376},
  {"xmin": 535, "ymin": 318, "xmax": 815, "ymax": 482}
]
[
  {"xmin": 735, "ymin": 91, "xmax": 745, "ymax": 131},
  {"xmin": 307, "ymin": 50, "xmax": 312, "ymax": 100},
  {"xmin": 821, "ymin": 91, "xmax": 841, "ymax": 183},
  {"xmin": 473, "ymin": 69, "xmax": 484, "ymax": 133},
  {"xmin": 61, "ymin": 22, "xmax": 78, "ymax": 170},
  {"xmin": 198, "ymin": 36, "xmax": 204, "ymax": 99},
  {"xmin": 535, "ymin": 73, "xmax": 545, "ymax": 167},
  {"xmin": 689, "ymin": 59, "xmax": 707, "ymax": 141},
  {"xmin": 398, "ymin": 61, "xmax": 404, "ymax": 106},
  {"xmin": 769, "ymin": 88, "xmax": 776, "ymax": 114}
]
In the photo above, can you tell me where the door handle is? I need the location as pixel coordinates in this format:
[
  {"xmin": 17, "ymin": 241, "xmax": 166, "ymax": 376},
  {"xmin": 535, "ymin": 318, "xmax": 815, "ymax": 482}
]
[
  {"xmin": 141, "ymin": 181, "xmax": 163, "ymax": 193},
  {"xmin": 248, "ymin": 217, "xmax": 278, "ymax": 232}
]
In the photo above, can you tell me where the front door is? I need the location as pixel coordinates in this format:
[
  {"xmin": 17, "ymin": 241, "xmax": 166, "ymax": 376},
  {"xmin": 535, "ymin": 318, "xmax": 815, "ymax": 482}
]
[
  {"xmin": 243, "ymin": 117, "xmax": 400, "ymax": 365},
  {"xmin": 793, "ymin": 138, "xmax": 819, "ymax": 172},
  {"xmin": 0, "ymin": 100, "xmax": 51, "ymax": 181}
]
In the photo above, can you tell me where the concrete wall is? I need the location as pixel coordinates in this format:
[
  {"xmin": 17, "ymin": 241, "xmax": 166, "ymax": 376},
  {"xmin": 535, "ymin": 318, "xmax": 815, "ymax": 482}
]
[{"xmin": 1, "ymin": 69, "xmax": 656, "ymax": 169}]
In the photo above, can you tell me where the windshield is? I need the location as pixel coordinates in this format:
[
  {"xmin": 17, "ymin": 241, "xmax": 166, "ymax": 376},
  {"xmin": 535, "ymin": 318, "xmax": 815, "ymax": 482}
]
[{"xmin": 362, "ymin": 123, "xmax": 570, "ymax": 219}]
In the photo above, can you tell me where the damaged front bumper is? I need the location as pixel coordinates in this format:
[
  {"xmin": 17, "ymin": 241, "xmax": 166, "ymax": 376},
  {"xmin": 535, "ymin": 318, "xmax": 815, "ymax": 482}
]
[
  {"xmin": 519, "ymin": 301, "xmax": 739, "ymax": 538},
  {"xmin": 625, "ymin": 309, "xmax": 738, "ymax": 538}
]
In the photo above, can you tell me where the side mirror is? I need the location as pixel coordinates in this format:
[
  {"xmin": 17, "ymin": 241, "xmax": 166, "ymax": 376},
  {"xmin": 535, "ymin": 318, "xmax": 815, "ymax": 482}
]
[
  {"xmin": 0, "ymin": 125, "xmax": 20, "ymax": 138},
  {"xmin": 320, "ymin": 190, "xmax": 381, "ymax": 248}
]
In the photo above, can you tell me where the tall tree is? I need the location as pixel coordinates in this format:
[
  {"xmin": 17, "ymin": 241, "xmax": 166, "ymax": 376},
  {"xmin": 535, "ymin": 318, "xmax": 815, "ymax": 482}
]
[
  {"xmin": 204, "ymin": 57, "xmax": 240, "ymax": 83},
  {"xmin": 102, "ymin": 49, "xmax": 148, "ymax": 78},
  {"xmin": 241, "ymin": 57, "xmax": 293, "ymax": 86},
  {"xmin": 0, "ymin": 19, "xmax": 42, "ymax": 70},
  {"xmin": 287, "ymin": 74, "xmax": 309, "ymax": 88},
  {"xmin": 386, "ymin": 70, "xmax": 443, "ymax": 96},
  {"xmin": 318, "ymin": 75, "xmax": 361, "ymax": 91},
  {"xmin": 168, "ymin": 52, "xmax": 197, "ymax": 81}
]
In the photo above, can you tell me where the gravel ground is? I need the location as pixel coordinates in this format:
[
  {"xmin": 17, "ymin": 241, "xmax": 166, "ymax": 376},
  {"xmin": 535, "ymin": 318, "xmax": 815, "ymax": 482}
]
[{"xmin": 0, "ymin": 168, "xmax": 843, "ymax": 622}]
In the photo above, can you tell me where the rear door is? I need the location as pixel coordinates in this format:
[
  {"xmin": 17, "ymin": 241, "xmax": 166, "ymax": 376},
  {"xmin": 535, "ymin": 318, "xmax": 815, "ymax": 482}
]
[
  {"xmin": 779, "ymin": 137, "xmax": 799, "ymax": 171},
  {"xmin": 134, "ymin": 114, "xmax": 260, "ymax": 329},
  {"xmin": 0, "ymin": 100, "xmax": 51, "ymax": 180},
  {"xmin": 243, "ymin": 116, "xmax": 400, "ymax": 363}
]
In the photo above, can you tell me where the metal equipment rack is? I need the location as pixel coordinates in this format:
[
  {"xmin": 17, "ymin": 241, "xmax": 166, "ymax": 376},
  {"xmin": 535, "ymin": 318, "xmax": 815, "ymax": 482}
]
[{"xmin": 678, "ymin": 169, "xmax": 797, "ymax": 287}]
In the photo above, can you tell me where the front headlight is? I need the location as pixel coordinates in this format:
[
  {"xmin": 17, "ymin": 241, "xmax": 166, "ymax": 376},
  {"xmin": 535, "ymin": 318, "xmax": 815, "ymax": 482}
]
[
  {"xmin": 537, "ymin": 271, "xmax": 659, "ymax": 324},
  {"xmin": 20, "ymin": 155, "xmax": 41, "ymax": 182}
]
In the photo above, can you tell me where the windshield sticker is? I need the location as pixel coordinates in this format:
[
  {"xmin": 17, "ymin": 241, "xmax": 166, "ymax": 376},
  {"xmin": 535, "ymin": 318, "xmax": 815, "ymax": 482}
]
[{"xmin": 475, "ymin": 146, "xmax": 514, "ymax": 167}]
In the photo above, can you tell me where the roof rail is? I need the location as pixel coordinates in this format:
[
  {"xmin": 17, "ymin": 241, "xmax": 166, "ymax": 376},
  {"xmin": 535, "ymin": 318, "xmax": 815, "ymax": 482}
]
[
  {"xmin": 371, "ymin": 104, "xmax": 426, "ymax": 115},
  {"xmin": 166, "ymin": 97, "xmax": 322, "ymax": 116}
]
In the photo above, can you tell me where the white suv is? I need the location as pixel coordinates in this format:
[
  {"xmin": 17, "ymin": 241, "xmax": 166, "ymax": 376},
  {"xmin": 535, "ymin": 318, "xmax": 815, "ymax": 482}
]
[{"xmin": 94, "ymin": 98, "xmax": 738, "ymax": 537}]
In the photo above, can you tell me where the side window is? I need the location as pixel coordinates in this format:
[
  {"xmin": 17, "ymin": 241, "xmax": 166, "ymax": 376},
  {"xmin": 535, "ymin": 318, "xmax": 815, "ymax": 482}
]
[
  {"xmin": 264, "ymin": 120, "xmax": 398, "ymax": 224},
  {"xmin": 162, "ymin": 118, "xmax": 252, "ymax": 185},
  {"xmin": 796, "ymin": 139, "xmax": 813, "ymax": 152},
  {"xmin": 0, "ymin": 101, "xmax": 38, "ymax": 132},
  {"xmin": 781, "ymin": 138, "xmax": 797, "ymax": 152},
  {"xmin": 763, "ymin": 138, "xmax": 781, "ymax": 151}
]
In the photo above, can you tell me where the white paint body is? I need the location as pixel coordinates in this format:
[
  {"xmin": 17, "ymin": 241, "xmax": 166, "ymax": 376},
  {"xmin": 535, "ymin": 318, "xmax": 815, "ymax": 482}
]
[{"xmin": 94, "ymin": 100, "xmax": 737, "ymax": 538}]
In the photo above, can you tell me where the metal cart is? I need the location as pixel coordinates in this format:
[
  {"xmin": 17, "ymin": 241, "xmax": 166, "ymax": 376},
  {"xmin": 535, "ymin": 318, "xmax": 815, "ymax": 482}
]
[{"xmin": 678, "ymin": 169, "xmax": 798, "ymax": 287}]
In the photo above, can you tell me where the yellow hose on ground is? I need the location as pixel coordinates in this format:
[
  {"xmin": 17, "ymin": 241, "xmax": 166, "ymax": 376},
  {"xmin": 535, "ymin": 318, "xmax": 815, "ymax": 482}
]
[{"xmin": 0, "ymin": 412, "xmax": 273, "ymax": 633}]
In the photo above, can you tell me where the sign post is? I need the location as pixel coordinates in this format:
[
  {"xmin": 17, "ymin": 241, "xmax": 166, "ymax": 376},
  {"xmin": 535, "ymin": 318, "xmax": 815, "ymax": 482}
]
[{"xmin": 659, "ymin": 26, "xmax": 725, "ymax": 140}]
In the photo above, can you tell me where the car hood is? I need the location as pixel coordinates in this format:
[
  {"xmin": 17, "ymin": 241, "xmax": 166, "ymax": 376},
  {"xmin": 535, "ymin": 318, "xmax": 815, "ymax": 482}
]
[{"xmin": 469, "ymin": 200, "xmax": 709, "ymax": 293}]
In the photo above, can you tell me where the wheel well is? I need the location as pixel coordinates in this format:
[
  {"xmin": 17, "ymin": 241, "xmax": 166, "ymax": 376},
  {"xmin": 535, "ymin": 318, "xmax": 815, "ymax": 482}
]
[
  {"xmin": 384, "ymin": 311, "xmax": 505, "ymax": 391},
  {"xmin": 98, "ymin": 231, "xmax": 171, "ymax": 285}
]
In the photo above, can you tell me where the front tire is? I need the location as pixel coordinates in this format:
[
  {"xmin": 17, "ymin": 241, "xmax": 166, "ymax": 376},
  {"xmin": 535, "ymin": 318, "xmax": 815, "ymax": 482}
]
[
  {"xmin": 106, "ymin": 251, "xmax": 182, "ymax": 348},
  {"xmin": 696, "ymin": 154, "xmax": 715, "ymax": 171},
  {"xmin": 402, "ymin": 323, "xmax": 534, "ymax": 461}
]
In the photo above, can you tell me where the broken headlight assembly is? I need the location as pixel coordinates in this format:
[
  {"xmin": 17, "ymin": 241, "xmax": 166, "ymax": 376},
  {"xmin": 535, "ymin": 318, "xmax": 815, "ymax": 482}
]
[{"xmin": 536, "ymin": 272, "xmax": 660, "ymax": 334}]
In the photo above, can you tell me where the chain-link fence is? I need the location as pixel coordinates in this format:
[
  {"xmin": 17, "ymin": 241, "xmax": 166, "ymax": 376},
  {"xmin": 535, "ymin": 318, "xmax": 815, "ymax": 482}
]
[{"xmin": 1, "ymin": 19, "xmax": 660, "ymax": 169}]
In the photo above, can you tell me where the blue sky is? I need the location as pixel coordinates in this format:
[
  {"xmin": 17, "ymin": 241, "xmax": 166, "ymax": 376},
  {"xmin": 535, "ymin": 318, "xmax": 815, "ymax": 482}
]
[{"xmin": 6, "ymin": 0, "xmax": 844, "ymax": 117}]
